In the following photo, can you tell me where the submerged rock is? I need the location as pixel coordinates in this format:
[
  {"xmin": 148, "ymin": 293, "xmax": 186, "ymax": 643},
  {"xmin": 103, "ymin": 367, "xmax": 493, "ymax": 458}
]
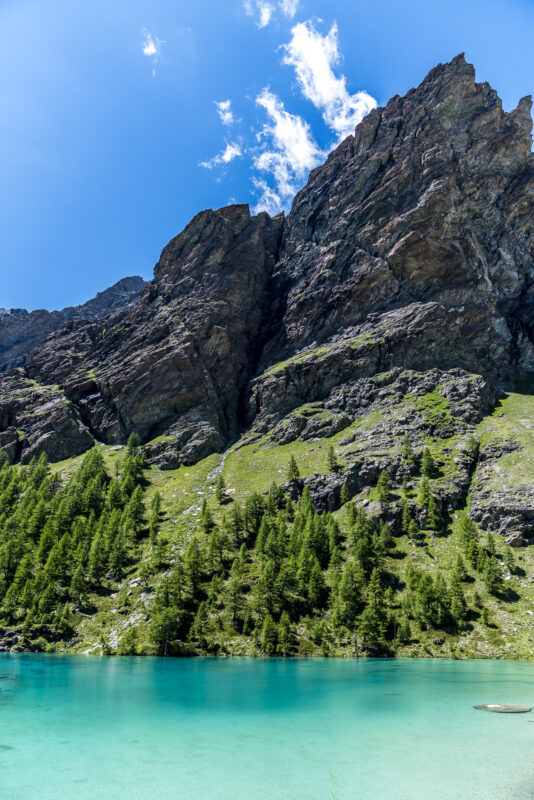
[{"xmin": 473, "ymin": 704, "xmax": 533, "ymax": 713}]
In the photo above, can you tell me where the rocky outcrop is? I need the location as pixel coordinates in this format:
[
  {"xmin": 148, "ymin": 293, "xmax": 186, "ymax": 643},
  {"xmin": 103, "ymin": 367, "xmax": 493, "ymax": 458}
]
[
  {"xmin": 258, "ymin": 54, "xmax": 534, "ymax": 382},
  {"xmin": 0, "ymin": 371, "xmax": 93, "ymax": 463},
  {"xmin": 0, "ymin": 276, "xmax": 146, "ymax": 372},
  {"xmin": 0, "ymin": 54, "xmax": 533, "ymax": 542},
  {"xmin": 23, "ymin": 205, "xmax": 283, "ymax": 465}
]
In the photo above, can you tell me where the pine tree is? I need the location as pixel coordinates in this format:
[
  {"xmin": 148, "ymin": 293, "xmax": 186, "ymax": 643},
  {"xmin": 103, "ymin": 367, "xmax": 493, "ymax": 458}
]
[
  {"xmin": 484, "ymin": 556, "xmax": 503, "ymax": 596},
  {"xmin": 503, "ymin": 547, "xmax": 515, "ymax": 575},
  {"xmin": 398, "ymin": 617, "xmax": 411, "ymax": 643},
  {"xmin": 308, "ymin": 559, "xmax": 327, "ymax": 608},
  {"xmin": 358, "ymin": 568, "xmax": 386, "ymax": 650},
  {"xmin": 127, "ymin": 432, "xmax": 141, "ymax": 453},
  {"xmin": 421, "ymin": 447, "xmax": 434, "ymax": 477},
  {"xmin": 287, "ymin": 456, "xmax": 300, "ymax": 482},
  {"xmin": 70, "ymin": 564, "xmax": 86, "ymax": 604},
  {"xmin": 333, "ymin": 561, "xmax": 363, "ymax": 629},
  {"xmin": 88, "ymin": 532, "xmax": 106, "ymax": 584},
  {"xmin": 201, "ymin": 499, "xmax": 215, "ymax": 535},
  {"xmin": 340, "ymin": 482, "xmax": 349, "ymax": 505},
  {"xmin": 184, "ymin": 537, "xmax": 203, "ymax": 593},
  {"xmin": 401, "ymin": 502, "xmax": 412, "ymax": 534},
  {"xmin": 277, "ymin": 611, "xmax": 293, "ymax": 656},
  {"xmin": 215, "ymin": 474, "xmax": 226, "ymax": 504},
  {"xmin": 426, "ymin": 494, "xmax": 442, "ymax": 534},
  {"xmin": 418, "ymin": 476, "xmax": 431, "ymax": 506},
  {"xmin": 226, "ymin": 568, "xmax": 244, "ymax": 627},
  {"xmin": 376, "ymin": 470, "xmax": 391, "ymax": 505},
  {"xmin": 118, "ymin": 627, "xmax": 138, "ymax": 656},
  {"xmin": 260, "ymin": 614, "xmax": 278, "ymax": 655},
  {"xmin": 327, "ymin": 444, "xmax": 339, "ymax": 472},
  {"xmin": 401, "ymin": 436, "xmax": 414, "ymax": 464}
]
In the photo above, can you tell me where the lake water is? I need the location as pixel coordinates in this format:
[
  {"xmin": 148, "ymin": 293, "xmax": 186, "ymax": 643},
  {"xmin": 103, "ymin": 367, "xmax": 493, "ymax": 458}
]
[{"xmin": 1, "ymin": 655, "xmax": 534, "ymax": 799}]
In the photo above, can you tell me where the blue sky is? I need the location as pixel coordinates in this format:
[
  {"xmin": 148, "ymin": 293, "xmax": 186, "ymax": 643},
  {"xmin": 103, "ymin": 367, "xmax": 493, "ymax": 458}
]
[{"xmin": 1, "ymin": 0, "xmax": 533, "ymax": 311}]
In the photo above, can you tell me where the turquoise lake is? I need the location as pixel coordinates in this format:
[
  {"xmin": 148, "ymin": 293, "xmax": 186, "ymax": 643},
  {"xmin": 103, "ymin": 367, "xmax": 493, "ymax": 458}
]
[{"xmin": 1, "ymin": 656, "xmax": 534, "ymax": 799}]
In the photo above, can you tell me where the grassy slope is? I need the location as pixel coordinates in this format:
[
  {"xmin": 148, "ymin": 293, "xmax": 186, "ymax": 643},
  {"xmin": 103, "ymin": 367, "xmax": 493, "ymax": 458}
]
[{"xmin": 49, "ymin": 393, "xmax": 534, "ymax": 660}]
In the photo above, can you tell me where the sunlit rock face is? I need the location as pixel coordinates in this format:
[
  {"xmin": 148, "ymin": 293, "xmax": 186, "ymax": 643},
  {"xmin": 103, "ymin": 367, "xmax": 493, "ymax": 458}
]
[{"xmin": 0, "ymin": 54, "xmax": 533, "ymax": 542}]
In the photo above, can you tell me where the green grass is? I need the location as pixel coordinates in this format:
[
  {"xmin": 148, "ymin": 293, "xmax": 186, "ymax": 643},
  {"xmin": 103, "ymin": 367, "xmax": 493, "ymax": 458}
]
[
  {"xmin": 146, "ymin": 453, "xmax": 221, "ymax": 534},
  {"xmin": 254, "ymin": 333, "xmax": 381, "ymax": 381},
  {"xmin": 46, "ymin": 388, "xmax": 534, "ymax": 660},
  {"xmin": 476, "ymin": 392, "xmax": 534, "ymax": 492}
]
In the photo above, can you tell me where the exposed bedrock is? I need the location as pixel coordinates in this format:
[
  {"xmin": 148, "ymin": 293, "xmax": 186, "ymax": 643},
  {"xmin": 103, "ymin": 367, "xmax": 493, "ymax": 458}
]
[{"xmin": 0, "ymin": 54, "xmax": 533, "ymax": 543}]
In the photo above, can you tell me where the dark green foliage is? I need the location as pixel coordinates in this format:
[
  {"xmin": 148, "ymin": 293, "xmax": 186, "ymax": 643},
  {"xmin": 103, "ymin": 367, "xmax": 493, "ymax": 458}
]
[
  {"xmin": 0, "ymin": 423, "xmax": 519, "ymax": 659},
  {"xmin": 287, "ymin": 456, "xmax": 300, "ymax": 482},
  {"xmin": 327, "ymin": 444, "xmax": 339, "ymax": 472},
  {"xmin": 402, "ymin": 564, "xmax": 464, "ymax": 630},
  {"xmin": 483, "ymin": 556, "xmax": 503, "ymax": 596},
  {"xmin": 358, "ymin": 568, "xmax": 386, "ymax": 650},
  {"xmin": 0, "ymin": 445, "xmax": 147, "ymax": 643},
  {"xmin": 421, "ymin": 447, "xmax": 435, "ymax": 477},
  {"xmin": 401, "ymin": 436, "xmax": 414, "ymax": 464},
  {"xmin": 376, "ymin": 470, "xmax": 391, "ymax": 505},
  {"xmin": 260, "ymin": 614, "xmax": 278, "ymax": 655},
  {"xmin": 215, "ymin": 475, "xmax": 226, "ymax": 504}
]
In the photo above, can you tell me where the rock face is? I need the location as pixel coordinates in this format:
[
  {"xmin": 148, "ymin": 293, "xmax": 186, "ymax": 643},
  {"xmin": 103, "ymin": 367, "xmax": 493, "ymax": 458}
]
[
  {"xmin": 0, "ymin": 276, "xmax": 146, "ymax": 372},
  {"xmin": 0, "ymin": 54, "xmax": 533, "ymax": 536},
  {"xmin": 260, "ymin": 54, "xmax": 534, "ymax": 381}
]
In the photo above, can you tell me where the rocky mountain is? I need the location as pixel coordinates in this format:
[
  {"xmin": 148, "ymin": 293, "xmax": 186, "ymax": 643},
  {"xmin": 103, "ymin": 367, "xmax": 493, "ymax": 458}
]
[
  {"xmin": 0, "ymin": 275, "xmax": 146, "ymax": 372},
  {"xmin": 1, "ymin": 53, "xmax": 533, "ymax": 543}
]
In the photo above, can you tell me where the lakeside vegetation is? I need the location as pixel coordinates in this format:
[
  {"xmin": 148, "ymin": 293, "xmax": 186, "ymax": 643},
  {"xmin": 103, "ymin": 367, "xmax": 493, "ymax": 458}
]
[{"xmin": 0, "ymin": 419, "xmax": 531, "ymax": 660}]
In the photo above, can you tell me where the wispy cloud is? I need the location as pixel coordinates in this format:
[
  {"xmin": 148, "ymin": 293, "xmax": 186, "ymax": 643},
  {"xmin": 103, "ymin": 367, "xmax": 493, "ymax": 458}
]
[
  {"xmin": 202, "ymin": 16, "xmax": 375, "ymax": 217},
  {"xmin": 243, "ymin": 0, "xmax": 297, "ymax": 27},
  {"xmin": 142, "ymin": 29, "xmax": 164, "ymax": 76},
  {"xmin": 283, "ymin": 21, "xmax": 376, "ymax": 139},
  {"xmin": 279, "ymin": 0, "xmax": 299, "ymax": 18},
  {"xmin": 200, "ymin": 142, "xmax": 243, "ymax": 169},
  {"xmin": 215, "ymin": 100, "xmax": 235, "ymax": 126},
  {"xmin": 252, "ymin": 88, "xmax": 322, "ymax": 213}
]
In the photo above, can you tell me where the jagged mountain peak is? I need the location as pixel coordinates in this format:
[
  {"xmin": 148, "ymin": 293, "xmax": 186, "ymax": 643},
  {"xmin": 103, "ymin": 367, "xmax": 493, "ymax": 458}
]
[{"xmin": 0, "ymin": 54, "xmax": 532, "ymax": 538}]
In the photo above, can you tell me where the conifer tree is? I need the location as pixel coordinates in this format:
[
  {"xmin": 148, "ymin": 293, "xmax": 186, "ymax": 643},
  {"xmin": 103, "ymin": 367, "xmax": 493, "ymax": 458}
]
[
  {"xmin": 421, "ymin": 447, "xmax": 434, "ymax": 477},
  {"xmin": 327, "ymin": 444, "xmax": 339, "ymax": 472},
  {"xmin": 287, "ymin": 456, "xmax": 300, "ymax": 482},
  {"xmin": 358, "ymin": 567, "xmax": 387, "ymax": 650},
  {"xmin": 418, "ymin": 476, "xmax": 431, "ymax": 506},
  {"xmin": 308, "ymin": 559, "xmax": 327, "ymax": 608},
  {"xmin": 70, "ymin": 564, "xmax": 86, "ymax": 604},
  {"xmin": 88, "ymin": 532, "xmax": 106, "ymax": 584},
  {"xmin": 484, "ymin": 556, "xmax": 503, "ymax": 596},
  {"xmin": 426, "ymin": 494, "xmax": 442, "ymax": 534},
  {"xmin": 260, "ymin": 614, "xmax": 278, "ymax": 655},
  {"xmin": 401, "ymin": 436, "xmax": 414, "ymax": 464},
  {"xmin": 215, "ymin": 474, "xmax": 226, "ymax": 504},
  {"xmin": 401, "ymin": 502, "xmax": 412, "ymax": 534},
  {"xmin": 184, "ymin": 537, "xmax": 203, "ymax": 593},
  {"xmin": 376, "ymin": 470, "xmax": 391, "ymax": 505},
  {"xmin": 277, "ymin": 611, "xmax": 293, "ymax": 656}
]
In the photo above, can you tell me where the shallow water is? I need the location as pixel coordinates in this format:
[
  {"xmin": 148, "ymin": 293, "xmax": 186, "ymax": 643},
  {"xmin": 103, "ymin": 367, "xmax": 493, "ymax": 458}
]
[{"xmin": 1, "ymin": 655, "xmax": 534, "ymax": 799}]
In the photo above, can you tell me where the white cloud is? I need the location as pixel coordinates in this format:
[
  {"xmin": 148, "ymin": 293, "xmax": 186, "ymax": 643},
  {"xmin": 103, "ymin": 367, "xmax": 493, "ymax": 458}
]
[
  {"xmin": 283, "ymin": 21, "xmax": 376, "ymax": 139},
  {"xmin": 252, "ymin": 88, "xmax": 323, "ymax": 213},
  {"xmin": 142, "ymin": 29, "xmax": 164, "ymax": 76},
  {"xmin": 279, "ymin": 0, "xmax": 299, "ymax": 18},
  {"xmin": 243, "ymin": 1, "xmax": 276, "ymax": 28},
  {"xmin": 215, "ymin": 100, "xmax": 235, "ymax": 126},
  {"xmin": 200, "ymin": 142, "xmax": 243, "ymax": 169},
  {"xmin": 258, "ymin": 2, "xmax": 275, "ymax": 27}
]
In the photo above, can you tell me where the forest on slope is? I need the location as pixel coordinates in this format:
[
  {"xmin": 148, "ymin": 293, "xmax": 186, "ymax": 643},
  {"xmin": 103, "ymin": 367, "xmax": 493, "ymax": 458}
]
[{"xmin": 0, "ymin": 419, "xmax": 531, "ymax": 659}]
